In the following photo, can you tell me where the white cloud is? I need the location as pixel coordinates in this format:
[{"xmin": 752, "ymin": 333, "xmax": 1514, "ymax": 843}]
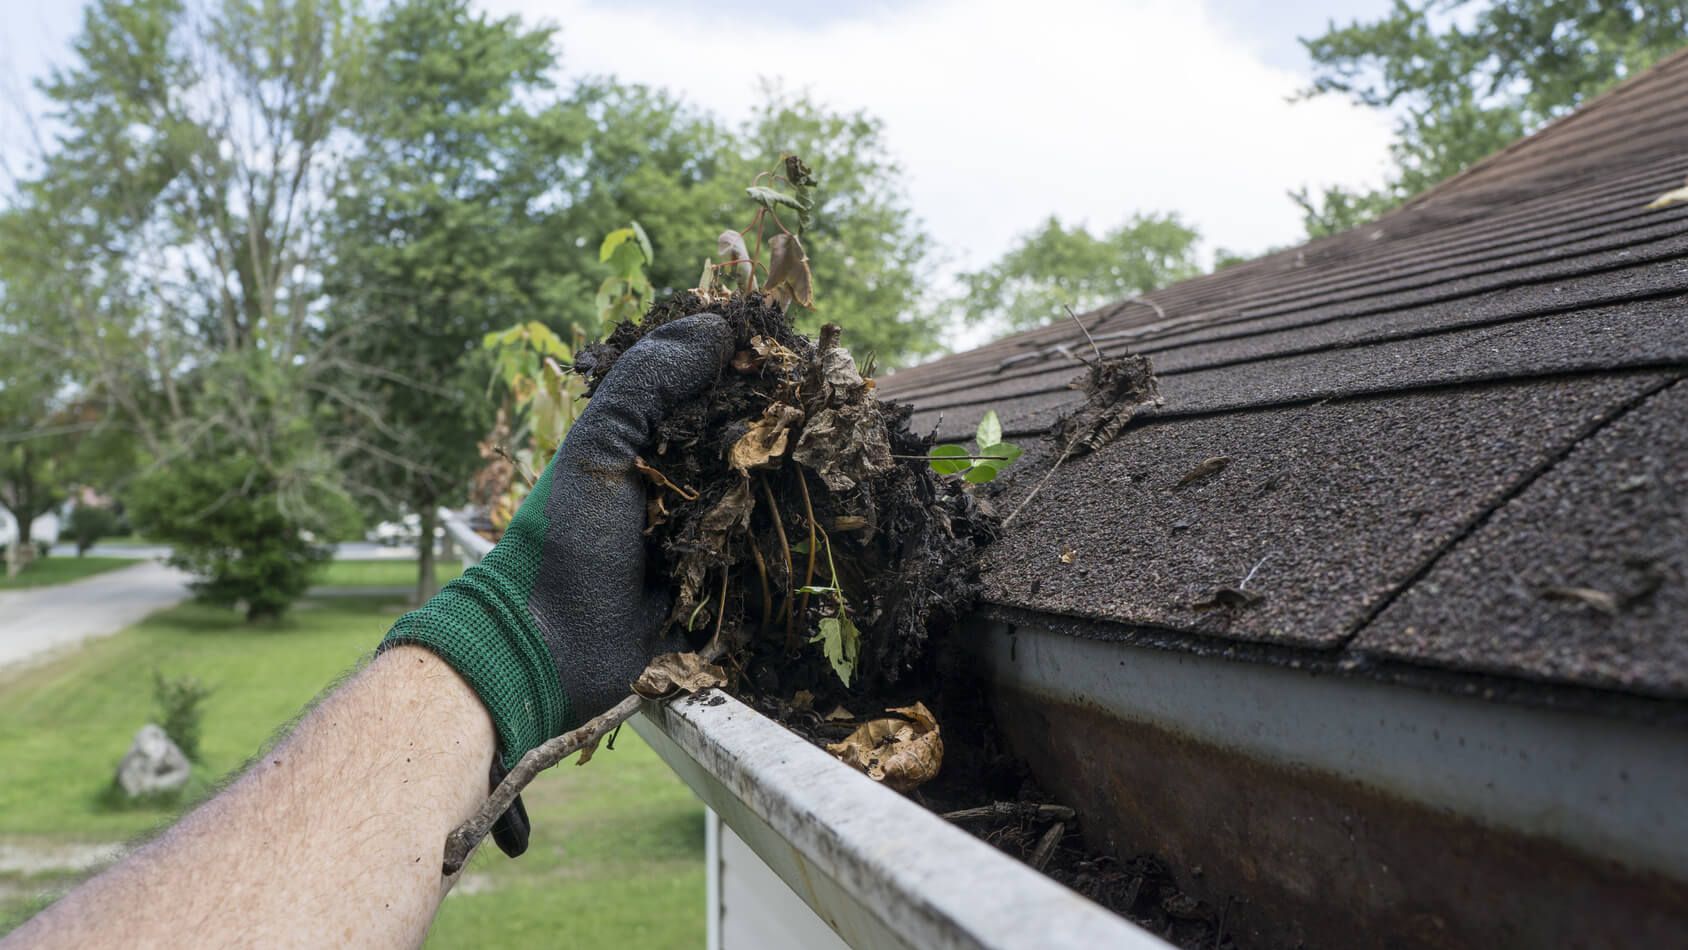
[{"xmin": 486, "ymin": 0, "xmax": 1393, "ymax": 274}]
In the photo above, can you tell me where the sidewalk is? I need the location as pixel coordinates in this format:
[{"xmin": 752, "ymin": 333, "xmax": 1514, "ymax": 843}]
[{"xmin": 0, "ymin": 561, "xmax": 192, "ymax": 671}]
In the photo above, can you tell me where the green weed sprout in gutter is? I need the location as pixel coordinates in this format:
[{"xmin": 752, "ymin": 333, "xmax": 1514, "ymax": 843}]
[{"xmin": 928, "ymin": 410, "xmax": 1024, "ymax": 483}]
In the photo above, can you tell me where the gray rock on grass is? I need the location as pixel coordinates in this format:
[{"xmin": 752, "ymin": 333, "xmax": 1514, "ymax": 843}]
[{"xmin": 116, "ymin": 724, "xmax": 191, "ymax": 798}]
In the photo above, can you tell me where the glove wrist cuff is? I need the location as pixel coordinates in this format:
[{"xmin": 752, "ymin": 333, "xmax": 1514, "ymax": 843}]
[{"xmin": 381, "ymin": 569, "xmax": 570, "ymax": 768}]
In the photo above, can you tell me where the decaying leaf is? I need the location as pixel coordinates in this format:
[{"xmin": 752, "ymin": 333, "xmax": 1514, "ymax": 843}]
[
  {"xmin": 1053, "ymin": 353, "xmax": 1162, "ymax": 457},
  {"xmin": 669, "ymin": 480, "xmax": 756, "ymax": 627},
  {"xmin": 750, "ymin": 334, "xmax": 802, "ymax": 374},
  {"xmin": 729, "ymin": 403, "xmax": 804, "ymax": 474},
  {"xmin": 633, "ymin": 652, "xmax": 729, "ymax": 699},
  {"xmin": 793, "ymin": 404, "xmax": 894, "ymax": 491},
  {"xmin": 1191, "ymin": 587, "xmax": 1263, "ymax": 610},
  {"xmin": 823, "ymin": 704, "xmax": 855, "ymax": 722},
  {"xmin": 576, "ymin": 735, "xmax": 601, "ymax": 766},
  {"xmin": 718, "ymin": 229, "xmax": 752, "ymax": 282},
  {"xmin": 1058, "ymin": 545, "xmax": 1078, "ymax": 564},
  {"xmin": 1645, "ymin": 176, "xmax": 1688, "ymax": 210},
  {"xmin": 765, "ymin": 233, "xmax": 815, "ymax": 311},
  {"xmin": 825, "ymin": 702, "xmax": 943, "ymax": 792},
  {"xmin": 1177, "ymin": 456, "xmax": 1231, "ymax": 488},
  {"xmin": 1541, "ymin": 585, "xmax": 1619, "ymax": 615}
]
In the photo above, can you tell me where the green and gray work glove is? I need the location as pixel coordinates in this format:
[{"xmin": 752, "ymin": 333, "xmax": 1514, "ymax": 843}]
[{"xmin": 381, "ymin": 313, "xmax": 733, "ymax": 856}]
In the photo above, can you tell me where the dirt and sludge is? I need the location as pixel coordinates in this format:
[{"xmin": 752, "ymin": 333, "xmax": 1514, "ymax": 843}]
[{"xmin": 581, "ymin": 293, "xmax": 1236, "ymax": 948}]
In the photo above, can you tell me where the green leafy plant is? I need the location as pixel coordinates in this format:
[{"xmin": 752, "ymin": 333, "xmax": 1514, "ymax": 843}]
[
  {"xmin": 153, "ymin": 671, "xmax": 213, "ymax": 763},
  {"xmin": 928, "ymin": 411, "xmax": 1023, "ymax": 484},
  {"xmin": 794, "ymin": 528, "xmax": 860, "ymax": 686},
  {"xmin": 596, "ymin": 222, "xmax": 655, "ymax": 328}
]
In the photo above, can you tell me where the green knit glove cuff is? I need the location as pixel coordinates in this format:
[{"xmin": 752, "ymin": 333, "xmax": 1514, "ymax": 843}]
[{"xmin": 382, "ymin": 574, "xmax": 568, "ymax": 768}]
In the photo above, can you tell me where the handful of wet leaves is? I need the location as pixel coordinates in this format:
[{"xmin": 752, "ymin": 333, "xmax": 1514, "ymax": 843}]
[{"xmin": 579, "ymin": 292, "xmax": 996, "ymax": 790}]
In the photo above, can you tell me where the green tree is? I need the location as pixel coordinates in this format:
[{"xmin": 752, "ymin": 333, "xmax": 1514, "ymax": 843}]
[
  {"xmin": 740, "ymin": 89, "xmax": 940, "ymax": 365},
  {"xmin": 15, "ymin": 0, "xmax": 367, "ymax": 616},
  {"xmin": 325, "ymin": 0, "xmax": 579, "ymax": 602},
  {"xmin": 953, "ymin": 214, "xmax": 1201, "ymax": 331},
  {"xmin": 1296, "ymin": 0, "xmax": 1688, "ymax": 236}
]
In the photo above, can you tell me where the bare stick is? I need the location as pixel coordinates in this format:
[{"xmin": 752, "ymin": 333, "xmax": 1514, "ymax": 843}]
[
  {"xmin": 1239, "ymin": 551, "xmax": 1275, "ymax": 590},
  {"xmin": 1003, "ymin": 446, "xmax": 1074, "ymax": 529},
  {"xmin": 943, "ymin": 802, "xmax": 1075, "ymax": 823},
  {"xmin": 747, "ymin": 534, "xmax": 772, "ymax": 631},
  {"xmin": 758, "ymin": 476, "xmax": 795, "ymax": 648},
  {"xmin": 1064, "ymin": 304, "xmax": 1103, "ymax": 363},
  {"xmin": 796, "ymin": 471, "xmax": 819, "ymax": 628},
  {"xmin": 442, "ymin": 645, "xmax": 726, "ymax": 875},
  {"xmin": 493, "ymin": 444, "xmax": 536, "ymax": 490},
  {"xmin": 442, "ymin": 694, "xmax": 640, "ymax": 875}
]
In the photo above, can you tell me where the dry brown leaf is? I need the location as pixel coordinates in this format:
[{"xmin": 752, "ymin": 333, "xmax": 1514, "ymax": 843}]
[
  {"xmin": 1058, "ymin": 545, "xmax": 1078, "ymax": 564},
  {"xmin": 729, "ymin": 403, "xmax": 804, "ymax": 474},
  {"xmin": 1541, "ymin": 585, "xmax": 1619, "ymax": 615},
  {"xmin": 789, "ymin": 690, "xmax": 816, "ymax": 713},
  {"xmin": 825, "ymin": 701, "xmax": 943, "ymax": 792},
  {"xmin": 766, "ymin": 233, "xmax": 815, "ymax": 308},
  {"xmin": 1177, "ymin": 455, "xmax": 1231, "ymax": 488},
  {"xmin": 1645, "ymin": 177, "xmax": 1688, "ymax": 210},
  {"xmin": 633, "ymin": 652, "xmax": 729, "ymax": 699},
  {"xmin": 668, "ymin": 480, "xmax": 756, "ymax": 626},
  {"xmin": 822, "ymin": 704, "xmax": 855, "ymax": 722}
]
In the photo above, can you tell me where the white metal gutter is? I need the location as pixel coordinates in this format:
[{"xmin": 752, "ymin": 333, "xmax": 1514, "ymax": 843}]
[
  {"xmin": 631, "ymin": 692, "xmax": 1165, "ymax": 950},
  {"xmin": 440, "ymin": 507, "xmax": 1165, "ymax": 949}
]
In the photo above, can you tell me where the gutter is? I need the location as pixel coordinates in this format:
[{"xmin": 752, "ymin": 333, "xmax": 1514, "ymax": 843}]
[
  {"xmin": 438, "ymin": 507, "xmax": 1167, "ymax": 949},
  {"xmin": 980, "ymin": 616, "xmax": 1688, "ymax": 947}
]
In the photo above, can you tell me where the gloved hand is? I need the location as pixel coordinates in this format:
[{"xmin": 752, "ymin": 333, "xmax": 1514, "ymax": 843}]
[{"xmin": 381, "ymin": 314, "xmax": 733, "ymax": 851}]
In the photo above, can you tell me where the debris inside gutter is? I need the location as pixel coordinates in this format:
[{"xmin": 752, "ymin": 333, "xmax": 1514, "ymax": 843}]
[{"xmin": 583, "ymin": 294, "xmax": 1241, "ymax": 948}]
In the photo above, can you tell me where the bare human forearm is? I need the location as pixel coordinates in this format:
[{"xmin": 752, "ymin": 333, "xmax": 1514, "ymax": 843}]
[{"xmin": 5, "ymin": 646, "xmax": 495, "ymax": 949}]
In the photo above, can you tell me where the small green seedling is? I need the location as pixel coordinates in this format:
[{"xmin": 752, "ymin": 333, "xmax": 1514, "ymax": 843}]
[{"xmin": 929, "ymin": 411, "xmax": 1023, "ymax": 484}]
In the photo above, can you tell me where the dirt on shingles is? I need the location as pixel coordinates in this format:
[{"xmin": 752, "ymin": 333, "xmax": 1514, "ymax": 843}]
[{"xmin": 583, "ymin": 298, "xmax": 1233, "ymax": 946}]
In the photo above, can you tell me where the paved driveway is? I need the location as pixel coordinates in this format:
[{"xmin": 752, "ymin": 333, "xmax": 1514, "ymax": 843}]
[{"xmin": 0, "ymin": 561, "xmax": 191, "ymax": 671}]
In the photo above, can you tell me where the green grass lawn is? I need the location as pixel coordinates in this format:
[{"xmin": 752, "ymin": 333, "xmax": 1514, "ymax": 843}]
[
  {"xmin": 313, "ymin": 558, "xmax": 465, "ymax": 589},
  {"xmin": 0, "ymin": 557, "xmax": 136, "ymax": 591},
  {"xmin": 0, "ymin": 579, "xmax": 704, "ymax": 946}
]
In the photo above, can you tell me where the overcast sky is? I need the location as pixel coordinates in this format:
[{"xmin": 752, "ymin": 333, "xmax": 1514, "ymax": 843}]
[{"xmin": 1, "ymin": 0, "xmax": 1394, "ymax": 344}]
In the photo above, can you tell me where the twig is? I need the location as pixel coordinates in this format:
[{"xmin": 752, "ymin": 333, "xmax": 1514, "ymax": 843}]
[
  {"xmin": 758, "ymin": 476, "xmax": 795, "ymax": 648},
  {"xmin": 1239, "ymin": 552, "xmax": 1275, "ymax": 591},
  {"xmin": 796, "ymin": 471, "xmax": 818, "ymax": 629},
  {"xmin": 942, "ymin": 802, "xmax": 1075, "ymax": 823},
  {"xmin": 1029, "ymin": 821, "xmax": 1065, "ymax": 871},
  {"xmin": 442, "ymin": 643, "xmax": 725, "ymax": 875},
  {"xmin": 1064, "ymin": 304, "xmax": 1104, "ymax": 363},
  {"xmin": 443, "ymin": 694, "xmax": 639, "ymax": 875},
  {"xmin": 713, "ymin": 563, "xmax": 730, "ymax": 641},
  {"xmin": 747, "ymin": 533, "xmax": 772, "ymax": 631},
  {"xmin": 494, "ymin": 444, "xmax": 536, "ymax": 490},
  {"xmin": 1003, "ymin": 445, "xmax": 1074, "ymax": 529},
  {"xmin": 889, "ymin": 454, "xmax": 1011, "ymax": 461}
]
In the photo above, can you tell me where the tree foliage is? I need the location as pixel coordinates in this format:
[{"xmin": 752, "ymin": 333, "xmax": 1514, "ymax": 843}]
[
  {"xmin": 953, "ymin": 214, "xmax": 1201, "ymax": 331},
  {"xmin": 1296, "ymin": 0, "xmax": 1688, "ymax": 236}
]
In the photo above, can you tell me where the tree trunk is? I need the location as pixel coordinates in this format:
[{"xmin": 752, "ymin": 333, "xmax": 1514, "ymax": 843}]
[{"xmin": 415, "ymin": 505, "xmax": 439, "ymax": 606}]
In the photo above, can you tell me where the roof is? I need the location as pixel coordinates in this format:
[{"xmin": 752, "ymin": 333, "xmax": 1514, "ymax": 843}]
[{"xmin": 876, "ymin": 49, "xmax": 1688, "ymax": 706}]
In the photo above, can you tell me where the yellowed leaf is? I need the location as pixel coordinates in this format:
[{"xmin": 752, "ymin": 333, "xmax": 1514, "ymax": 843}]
[
  {"xmin": 825, "ymin": 701, "xmax": 943, "ymax": 792},
  {"xmin": 729, "ymin": 403, "xmax": 804, "ymax": 474},
  {"xmin": 633, "ymin": 652, "xmax": 729, "ymax": 699}
]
